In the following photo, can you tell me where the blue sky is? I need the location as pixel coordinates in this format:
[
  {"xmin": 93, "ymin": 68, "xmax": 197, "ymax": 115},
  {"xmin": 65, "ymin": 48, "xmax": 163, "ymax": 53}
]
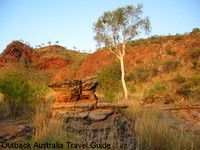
[{"xmin": 0, "ymin": 0, "xmax": 199, "ymax": 52}]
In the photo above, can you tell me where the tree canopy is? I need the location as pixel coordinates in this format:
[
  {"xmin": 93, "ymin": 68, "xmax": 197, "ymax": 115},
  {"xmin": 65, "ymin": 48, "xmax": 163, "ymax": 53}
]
[{"xmin": 94, "ymin": 4, "xmax": 150, "ymax": 56}]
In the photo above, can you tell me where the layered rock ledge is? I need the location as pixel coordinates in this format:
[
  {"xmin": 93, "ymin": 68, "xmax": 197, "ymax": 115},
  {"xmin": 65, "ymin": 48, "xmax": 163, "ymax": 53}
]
[{"xmin": 49, "ymin": 77, "xmax": 136, "ymax": 150}]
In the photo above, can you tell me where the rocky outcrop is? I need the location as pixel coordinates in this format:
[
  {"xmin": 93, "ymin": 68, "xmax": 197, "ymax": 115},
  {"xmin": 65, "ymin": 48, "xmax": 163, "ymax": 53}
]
[
  {"xmin": 49, "ymin": 78, "xmax": 136, "ymax": 150},
  {"xmin": 48, "ymin": 77, "xmax": 98, "ymax": 103},
  {"xmin": 0, "ymin": 41, "xmax": 38, "ymax": 67},
  {"xmin": 49, "ymin": 80, "xmax": 82, "ymax": 102},
  {"xmin": 52, "ymin": 107, "xmax": 136, "ymax": 150},
  {"xmin": 49, "ymin": 77, "xmax": 136, "ymax": 150}
]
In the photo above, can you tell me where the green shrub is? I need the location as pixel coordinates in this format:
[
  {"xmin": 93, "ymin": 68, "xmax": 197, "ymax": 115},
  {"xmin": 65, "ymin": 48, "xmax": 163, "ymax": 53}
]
[
  {"xmin": 163, "ymin": 60, "xmax": 180, "ymax": 72},
  {"xmin": 176, "ymin": 74, "xmax": 200, "ymax": 101},
  {"xmin": 0, "ymin": 73, "xmax": 36, "ymax": 118},
  {"xmin": 0, "ymin": 101, "xmax": 9, "ymax": 119},
  {"xmin": 165, "ymin": 49, "xmax": 177, "ymax": 56},
  {"xmin": 128, "ymin": 83, "xmax": 137, "ymax": 93},
  {"xmin": 0, "ymin": 73, "xmax": 49, "ymax": 118},
  {"xmin": 174, "ymin": 74, "xmax": 186, "ymax": 83},
  {"xmin": 190, "ymin": 74, "xmax": 200, "ymax": 86},
  {"xmin": 174, "ymin": 33, "xmax": 182, "ymax": 41},
  {"xmin": 127, "ymin": 67, "xmax": 151, "ymax": 83},
  {"xmin": 97, "ymin": 62, "xmax": 121, "ymax": 101},
  {"xmin": 144, "ymin": 82, "xmax": 166, "ymax": 97},
  {"xmin": 104, "ymin": 90, "xmax": 117, "ymax": 102}
]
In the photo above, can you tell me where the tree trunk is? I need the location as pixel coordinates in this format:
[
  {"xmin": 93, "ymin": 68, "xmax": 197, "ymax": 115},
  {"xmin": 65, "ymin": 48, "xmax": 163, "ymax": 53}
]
[{"xmin": 119, "ymin": 56, "xmax": 128, "ymax": 100}]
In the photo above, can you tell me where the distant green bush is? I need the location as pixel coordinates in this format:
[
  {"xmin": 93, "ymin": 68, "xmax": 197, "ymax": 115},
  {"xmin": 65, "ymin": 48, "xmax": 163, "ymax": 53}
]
[
  {"xmin": 127, "ymin": 66, "xmax": 159, "ymax": 83},
  {"xmin": 190, "ymin": 74, "xmax": 200, "ymax": 87},
  {"xmin": 144, "ymin": 82, "xmax": 166, "ymax": 97},
  {"xmin": 190, "ymin": 48, "xmax": 200, "ymax": 59},
  {"xmin": 174, "ymin": 74, "xmax": 186, "ymax": 83},
  {"xmin": 97, "ymin": 62, "xmax": 121, "ymax": 102},
  {"xmin": 174, "ymin": 34, "xmax": 182, "ymax": 41},
  {"xmin": 165, "ymin": 49, "xmax": 177, "ymax": 56},
  {"xmin": 126, "ymin": 67, "xmax": 151, "ymax": 83},
  {"xmin": 127, "ymin": 83, "xmax": 137, "ymax": 93},
  {"xmin": 163, "ymin": 60, "xmax": 180, "ymax": 72},
  {"xmin": 176, "ymin": 74, "xmax": 200, "ymax": 101}
]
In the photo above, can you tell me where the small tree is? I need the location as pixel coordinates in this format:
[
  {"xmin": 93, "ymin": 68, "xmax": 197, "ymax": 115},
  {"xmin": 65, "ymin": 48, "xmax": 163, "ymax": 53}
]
[
  {"xmin": 48, "ymin": 41, "xmax": 51, "ymax": 45},
  {"xmin": 93, "ymin": 4, "xmax": 150, "ymax": 100}
]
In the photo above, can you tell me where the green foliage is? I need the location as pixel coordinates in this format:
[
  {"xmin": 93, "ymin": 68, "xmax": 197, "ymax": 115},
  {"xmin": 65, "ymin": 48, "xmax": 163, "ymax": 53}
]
[
  {"xmin": 93, "ymin": 4, "xmax": 150, "ymax": 49},
  {"xmin": 190, "ymin": 74, "xmax": 200, "ymax": 86},
  {"xmin": 128, "ymin": 83, "xmax": 137, "ymax": 93},
  {"xmin": 165, "ymin": 49, "xmax": 177, "ymax": 56},
  {"xmin": 144, "ymin": 82, "xmax": 166, "ymax": 97},
  {"xmin": 0, "ymin": 73, "xmax": 49, "ymax": 118},
  {"xmin": 97, "ymin": 62, "xmax": 121, "ymax": 101},
  {"xmin": 127, "ymin": 67, "xmax": 151, "ymax": 83},
  {"xmin": 176, "ymin": 74, "xmax": 200, "ymax": 101},
  {"xmin": 150, "ymin": 36, "xmax": 164, "ymax": 44},
  {"xmin": 0, "ymin": 73, "xmax": 35, "ymax": 118},
  {"xmin": 174, "ymin": 74, "xmax": 186, "ymax": 83},
  {"xmin": 104, "ymin": 90, "xmax": 117, "ymax": 102},
  {"xmin": 174, "ymin": 33, "xmax": 182, "ymax": 41},
  {"xmin": 127, "ymin": 66, "xmax": 159, "ymax": 83},
  {"xmin": 163, "ymin": 60, "xmax": 180, "ymax": 72},
  {"xmin": 0, "ymin": 101, "xmax": 9, "ymax": 119}
]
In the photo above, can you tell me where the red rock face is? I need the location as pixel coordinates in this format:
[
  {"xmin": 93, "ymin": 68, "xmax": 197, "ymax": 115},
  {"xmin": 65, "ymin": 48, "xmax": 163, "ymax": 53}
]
[
  {"xmin": 0, "ymin": 40, "xmax": 38, "ymax": 66},
  {"xmin": 36, "ymin": 57, "xmax": 70, "ymax": 70},
  {"xmin": 0, "ymin": 41, "xmax": 72, "ymax": 70}
]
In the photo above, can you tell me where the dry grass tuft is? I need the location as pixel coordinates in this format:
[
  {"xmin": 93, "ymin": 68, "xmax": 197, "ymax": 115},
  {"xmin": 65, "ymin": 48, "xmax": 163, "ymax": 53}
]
[{"xmin": 124, "ymin": 102, "xmax": 200, "ymax": 150}]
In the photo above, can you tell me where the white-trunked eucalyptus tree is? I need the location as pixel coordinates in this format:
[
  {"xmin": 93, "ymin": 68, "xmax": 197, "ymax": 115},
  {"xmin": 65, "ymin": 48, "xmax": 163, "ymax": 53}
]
[{"xmin": 93, "ymin": 4, "xmax": 150, "ymax": 101}]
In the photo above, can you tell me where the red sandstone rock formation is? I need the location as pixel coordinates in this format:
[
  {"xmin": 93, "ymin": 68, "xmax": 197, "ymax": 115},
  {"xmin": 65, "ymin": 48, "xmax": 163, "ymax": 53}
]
[{"xmin": 0, "ymin": 40, "xmax": 38, "ymax": 66}]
